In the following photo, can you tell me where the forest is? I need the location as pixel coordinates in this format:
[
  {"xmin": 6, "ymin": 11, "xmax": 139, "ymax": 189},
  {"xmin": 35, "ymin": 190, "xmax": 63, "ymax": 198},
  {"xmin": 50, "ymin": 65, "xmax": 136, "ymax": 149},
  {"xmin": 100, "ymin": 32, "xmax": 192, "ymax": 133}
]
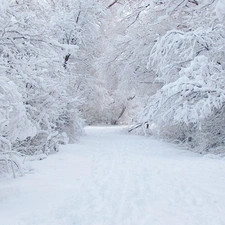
[{"xmin": 0, "ymin": 0, "xmax": 225, "ymax": 172}]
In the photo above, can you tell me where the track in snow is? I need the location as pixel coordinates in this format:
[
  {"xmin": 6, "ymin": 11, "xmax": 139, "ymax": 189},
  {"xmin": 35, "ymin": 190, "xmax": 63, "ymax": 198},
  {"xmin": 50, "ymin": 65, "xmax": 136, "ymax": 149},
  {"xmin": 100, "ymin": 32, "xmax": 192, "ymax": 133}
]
[{"xmin": 1, "ymin": 126, "xmax": 225, "ymax": 225}]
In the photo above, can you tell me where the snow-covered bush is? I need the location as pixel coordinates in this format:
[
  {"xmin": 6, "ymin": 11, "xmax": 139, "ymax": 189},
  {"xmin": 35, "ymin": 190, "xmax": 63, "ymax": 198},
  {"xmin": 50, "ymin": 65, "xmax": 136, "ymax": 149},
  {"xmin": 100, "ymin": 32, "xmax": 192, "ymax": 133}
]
[
  {"xmin": 0, "ymin": 78, "xmax": 29, "ymax": 177},
  {"xmin": 0, "ymin": 76, "xmax": 36, "ymax": 142}
]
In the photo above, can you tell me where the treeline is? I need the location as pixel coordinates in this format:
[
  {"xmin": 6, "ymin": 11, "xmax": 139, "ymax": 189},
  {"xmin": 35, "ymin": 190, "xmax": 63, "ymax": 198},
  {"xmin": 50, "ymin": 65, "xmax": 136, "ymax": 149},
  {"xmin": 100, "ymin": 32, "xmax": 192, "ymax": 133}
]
[{"xmin": 1, "ymin": 0, "xmax": 225, "ymax": 166}]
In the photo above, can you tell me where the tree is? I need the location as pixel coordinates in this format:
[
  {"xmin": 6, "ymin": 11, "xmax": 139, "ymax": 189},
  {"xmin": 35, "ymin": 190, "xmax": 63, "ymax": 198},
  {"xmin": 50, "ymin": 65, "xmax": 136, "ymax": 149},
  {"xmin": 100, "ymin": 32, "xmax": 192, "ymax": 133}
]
[
  {"xmin": 137, "ymin": 0, "xmax": 225, "ymax": 153},
  {"xmin": 0, "ymin": 0, "xmax": 84, "ymax": 158}
]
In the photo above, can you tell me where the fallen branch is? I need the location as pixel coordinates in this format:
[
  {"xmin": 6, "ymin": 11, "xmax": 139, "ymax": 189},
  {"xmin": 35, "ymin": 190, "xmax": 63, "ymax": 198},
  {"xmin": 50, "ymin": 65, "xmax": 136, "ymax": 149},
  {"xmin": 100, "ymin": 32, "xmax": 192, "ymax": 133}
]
[{"xmin": 128, "ymin": 123, "xmax": 142, "ymax": 133}]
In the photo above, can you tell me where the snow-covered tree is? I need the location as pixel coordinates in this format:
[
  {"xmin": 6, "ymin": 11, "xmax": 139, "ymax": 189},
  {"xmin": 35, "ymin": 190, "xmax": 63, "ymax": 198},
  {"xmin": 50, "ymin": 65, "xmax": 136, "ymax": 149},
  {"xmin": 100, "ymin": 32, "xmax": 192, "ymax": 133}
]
[
  {"xmin": 137, "ymin": 0, "xmax": 225, "ymax": 154},
  {"xmin": 0, "ymin": 0, "xmax": 84, "ymax": 158}
]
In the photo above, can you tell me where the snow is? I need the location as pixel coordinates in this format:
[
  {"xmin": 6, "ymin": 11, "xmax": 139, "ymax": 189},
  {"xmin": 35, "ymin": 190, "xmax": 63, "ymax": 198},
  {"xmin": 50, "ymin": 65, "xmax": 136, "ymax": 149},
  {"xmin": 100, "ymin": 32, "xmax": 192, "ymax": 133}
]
[
  {"xmin": 0, "ymin": 0, "xmax": 8, "ymax": 12},
  {"xmin": 214, "ymin": 0, "xmax": 225, "ymax": 22},
  {"xmin": 1, "ymin": 126, "xmax": 225, "ymax": 225}
]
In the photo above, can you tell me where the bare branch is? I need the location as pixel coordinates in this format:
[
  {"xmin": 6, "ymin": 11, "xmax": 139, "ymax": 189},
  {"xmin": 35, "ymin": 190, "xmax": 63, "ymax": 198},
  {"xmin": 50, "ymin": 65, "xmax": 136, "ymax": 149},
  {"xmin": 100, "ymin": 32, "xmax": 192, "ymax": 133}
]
[
  {"xmin": 76, "ymin": 11, "xmax": 81, "ymax": 24},
  {"xmin": 107, "ymin": 0, "xmax": 118, "ymax": 9}
]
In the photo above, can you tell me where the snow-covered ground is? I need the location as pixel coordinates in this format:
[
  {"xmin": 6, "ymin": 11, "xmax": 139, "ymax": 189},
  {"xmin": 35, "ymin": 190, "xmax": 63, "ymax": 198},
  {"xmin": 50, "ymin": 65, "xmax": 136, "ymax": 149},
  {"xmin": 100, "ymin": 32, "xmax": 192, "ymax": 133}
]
[{"xmin": 1, "ymin": 126, "xmax": 225, "ymax": 225}]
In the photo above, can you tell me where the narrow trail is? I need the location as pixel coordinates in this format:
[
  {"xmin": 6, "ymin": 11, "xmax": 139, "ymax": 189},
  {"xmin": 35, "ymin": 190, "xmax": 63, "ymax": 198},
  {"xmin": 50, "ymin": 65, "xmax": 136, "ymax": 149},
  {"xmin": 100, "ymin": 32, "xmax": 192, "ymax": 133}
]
[{"xmin": 1, "ymin": 126, "xmax": 225, "ymax": 225}]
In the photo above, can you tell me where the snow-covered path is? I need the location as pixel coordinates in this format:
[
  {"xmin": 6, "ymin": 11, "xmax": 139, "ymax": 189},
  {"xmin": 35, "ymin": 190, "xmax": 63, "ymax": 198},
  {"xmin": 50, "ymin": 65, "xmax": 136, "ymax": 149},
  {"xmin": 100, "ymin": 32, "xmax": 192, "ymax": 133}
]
[{"xmin": 1, "ymin": 126, "xmax": 225, "ymax": 225}]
